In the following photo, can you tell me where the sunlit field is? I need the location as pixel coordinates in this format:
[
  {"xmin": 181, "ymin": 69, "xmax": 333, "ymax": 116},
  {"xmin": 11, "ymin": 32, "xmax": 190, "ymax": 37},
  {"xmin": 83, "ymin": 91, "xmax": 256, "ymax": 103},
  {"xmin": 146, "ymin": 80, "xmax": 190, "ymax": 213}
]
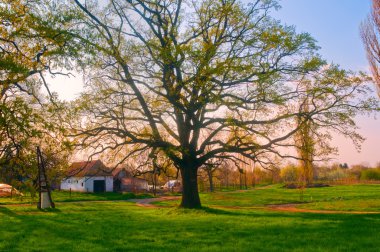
[
  {"xmin": 1, "ymin": 184, "xmax": 380, "ymax": 252},
  {"xmin": 156, "ymin": 184, "xmax": 380, "ymax": 212}
]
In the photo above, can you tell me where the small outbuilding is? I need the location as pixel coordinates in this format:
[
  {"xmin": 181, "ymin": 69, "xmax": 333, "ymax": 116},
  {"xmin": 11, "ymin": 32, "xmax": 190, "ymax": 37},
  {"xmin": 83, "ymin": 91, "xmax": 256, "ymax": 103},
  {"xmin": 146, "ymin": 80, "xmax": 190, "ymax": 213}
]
[
  {"xmin": 60, "ymin": 160, "xmax": 113, "ymax": 193},
  {"xmin": 163, "ymin": 180, "xmax": 182, "ymax": 192},
  {"xmin": 113, "ymin": 168, "xmax": 149, "ymax": 192}
]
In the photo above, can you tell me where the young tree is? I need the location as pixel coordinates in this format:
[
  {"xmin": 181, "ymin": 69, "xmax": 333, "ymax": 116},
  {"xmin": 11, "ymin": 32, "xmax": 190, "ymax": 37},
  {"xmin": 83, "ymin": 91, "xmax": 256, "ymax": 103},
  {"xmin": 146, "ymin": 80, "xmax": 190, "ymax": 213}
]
[
  {"xmin": 68, "ymin": 0, "xmax": 378, "ymax": 208},
  {"xmin": 295, "ymin": 98, "xmax": 315, "ymax": 185},
  {"xmin": 0, "ymin": 91, "xmax": 72, "ymax": 186},
  {"xmin": 201, "ymin": 156, "xmax": 225, "ymax": 192},
  {"xmin": 0, "ymin": 0, "xmax": 77, "ymax": 194},
  {"xmin": 293, "ymin": 66, "xmax": 378, "ymax": 186}
]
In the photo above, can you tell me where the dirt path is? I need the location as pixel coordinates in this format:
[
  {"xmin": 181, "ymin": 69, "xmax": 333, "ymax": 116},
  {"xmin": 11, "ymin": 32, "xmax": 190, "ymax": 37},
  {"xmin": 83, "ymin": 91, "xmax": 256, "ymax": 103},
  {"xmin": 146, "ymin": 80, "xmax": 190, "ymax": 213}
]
[
  {"xmin": 128, "ymin": 196, "xmax": 180, "ymax": 208},
  {"xmin": 2, "ymin": 196, "xmax": 380, "ymax": 214},
  {"xmin": 0, "ymin": 203, "xmax": 32, "ymax": 207},
  {"xmin": 129, "ymin": 198, "xmax": 380, "ymax": 214},
  {"xmin": 265, "ymin": 204, "xmax": 380, "ymax": 214},
  {"xmin": 0, "ymin": 196, "xmax": 181, "ymax": 208},
  {"xmin": 0, "ymin": 200, "xmax": 130, "ymax": 207}
]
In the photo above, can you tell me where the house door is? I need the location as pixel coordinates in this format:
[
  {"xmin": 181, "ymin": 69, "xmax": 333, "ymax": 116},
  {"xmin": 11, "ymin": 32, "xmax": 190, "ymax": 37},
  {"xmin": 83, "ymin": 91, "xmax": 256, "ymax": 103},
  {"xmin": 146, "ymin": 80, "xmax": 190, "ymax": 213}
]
[{"xmin": 93, "ymin": 180, "xmax": 105, "ymax": 193}]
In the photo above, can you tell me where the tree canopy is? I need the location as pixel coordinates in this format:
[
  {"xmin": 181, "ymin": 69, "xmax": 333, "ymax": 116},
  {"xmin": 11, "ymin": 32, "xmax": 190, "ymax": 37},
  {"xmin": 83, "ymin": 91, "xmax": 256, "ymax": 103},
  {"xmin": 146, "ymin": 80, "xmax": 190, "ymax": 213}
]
[
  {"xmin": 64, "ymin": 0, "xmax": 379, "ymax": 208},
  {"xmin": 0, "ymin": 0, "xmax": 76, "ymax": 187}
]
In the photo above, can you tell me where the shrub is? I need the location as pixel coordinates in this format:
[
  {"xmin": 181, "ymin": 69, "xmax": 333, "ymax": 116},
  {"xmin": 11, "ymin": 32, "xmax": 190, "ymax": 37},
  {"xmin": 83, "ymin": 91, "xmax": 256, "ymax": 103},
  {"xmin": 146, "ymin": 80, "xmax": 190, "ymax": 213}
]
[
  {"xmin": 360, "ymin": 168, "xmax": 380, "ymax": 181},
  {"xmin": 280, "ymin": 165, "xmax": 299, "ymax": 183}
]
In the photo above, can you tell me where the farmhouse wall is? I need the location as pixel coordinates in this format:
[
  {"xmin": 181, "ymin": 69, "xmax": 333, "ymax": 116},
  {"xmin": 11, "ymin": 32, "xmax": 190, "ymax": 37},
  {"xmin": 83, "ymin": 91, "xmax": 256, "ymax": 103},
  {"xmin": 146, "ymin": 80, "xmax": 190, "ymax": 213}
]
[
  {"xmin": 61, "ymin": 177, "xmax": 86, "ymax": 192},
  {"xmin": 84, "ymin": 176, "xmax": 113, "ymax": 192},
  {"xmin": 61, "ymin": 176, "xmax": 113, "ymax": 192},
  {"xmin": 121, "ymin": 177, "xmax": 149, "ymax": 191}
]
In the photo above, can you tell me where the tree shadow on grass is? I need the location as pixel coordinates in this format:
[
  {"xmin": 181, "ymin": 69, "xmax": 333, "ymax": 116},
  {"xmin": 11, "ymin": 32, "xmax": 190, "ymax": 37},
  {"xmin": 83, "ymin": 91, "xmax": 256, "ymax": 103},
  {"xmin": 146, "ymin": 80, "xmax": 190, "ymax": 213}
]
[
  {"xmin": 0, "ymin": 206, "xmax": 18, "ymax": 217},
  {"xmin": 40, "ymin": 207, "xmax": 61, "ymax": 212},
  {"xmin": 0, "ymin": 206, "xmax": 104, "ymax": 252},
  {"xmin": 200, "ymin": 206, "xmax": 260, "ymax": 216},
  {"xmin": 0, "ymin": 205, "xmax": 61, "ymax": 218},
  {"xmin": 158, "ymin": 205, "xmax": 380, "ymax": 251},
  {"xmin": 176, "ymin": 204, "xmax": 380, "ymax": 221},
  {"xmin": 170, "ymin": 205, "xmax": 281, "ymax": 218},
  {"xmin": 1, "ymin": 203, "xmax": 380, "ymax": 251}
]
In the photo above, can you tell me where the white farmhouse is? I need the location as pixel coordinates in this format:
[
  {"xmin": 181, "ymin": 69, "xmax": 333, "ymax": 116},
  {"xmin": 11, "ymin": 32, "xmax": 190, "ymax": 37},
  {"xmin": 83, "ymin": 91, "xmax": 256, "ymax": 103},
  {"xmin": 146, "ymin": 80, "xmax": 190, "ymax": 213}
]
[{"xmin": 60, "ymin": 160, "xmax": 113, "ymax": 193}]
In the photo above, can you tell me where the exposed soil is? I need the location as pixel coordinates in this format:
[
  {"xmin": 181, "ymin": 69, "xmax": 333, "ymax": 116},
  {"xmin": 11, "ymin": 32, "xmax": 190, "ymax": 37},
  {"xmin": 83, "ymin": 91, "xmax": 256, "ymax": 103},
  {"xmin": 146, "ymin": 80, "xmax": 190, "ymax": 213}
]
[
  {"xmin": 283, "ymin": 183, "xmax": 330, "ymax": 189},
  {"xmin": 128, "ymin": 196, "xmax": 180, "ymax": 208},
  {"xmin": 2, "ymin": 195, "xmax": 380, "ymax": 214},
  {"xmin": 0, "ymin": 203, "xmax": 31, "ymax": 207},
  {"xmin": 266, "ymin": 203, "xmax": 380, "ymax": 214},
  {"xmin": 130, "ymin": 197, "xmax": 380, "ymax": 214}
]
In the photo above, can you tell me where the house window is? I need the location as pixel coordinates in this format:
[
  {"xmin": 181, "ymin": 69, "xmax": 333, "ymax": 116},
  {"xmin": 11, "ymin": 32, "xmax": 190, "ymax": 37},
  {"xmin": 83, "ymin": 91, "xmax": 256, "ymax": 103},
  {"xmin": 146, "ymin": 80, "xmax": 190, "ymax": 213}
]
[{"xmin": 81, "ymin": 183, "xmax": 84, "ymax": 187}]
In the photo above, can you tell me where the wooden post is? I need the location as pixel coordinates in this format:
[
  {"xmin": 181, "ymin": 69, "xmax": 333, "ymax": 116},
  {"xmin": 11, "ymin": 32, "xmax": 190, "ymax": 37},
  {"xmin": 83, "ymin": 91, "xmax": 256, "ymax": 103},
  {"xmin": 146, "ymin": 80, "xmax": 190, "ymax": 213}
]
[{"xmin": 37, "ymin": 146, "xmax": 55, "ymax": 209}]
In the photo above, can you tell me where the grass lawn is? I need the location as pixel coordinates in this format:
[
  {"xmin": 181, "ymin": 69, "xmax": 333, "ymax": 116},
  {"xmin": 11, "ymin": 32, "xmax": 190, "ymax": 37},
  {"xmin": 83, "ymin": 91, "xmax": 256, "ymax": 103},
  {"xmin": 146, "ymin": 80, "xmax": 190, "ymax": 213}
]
[
  {"xmin": 1, "ymin": 184, "xmax": 380, "ymax": 251},
  {"xmin": 0, "ymin": 191, "xmax": 152, "ymax": 205},
  {"xmin": 156, "ymin": 184, "xmax": 380, "ymax": 211}
]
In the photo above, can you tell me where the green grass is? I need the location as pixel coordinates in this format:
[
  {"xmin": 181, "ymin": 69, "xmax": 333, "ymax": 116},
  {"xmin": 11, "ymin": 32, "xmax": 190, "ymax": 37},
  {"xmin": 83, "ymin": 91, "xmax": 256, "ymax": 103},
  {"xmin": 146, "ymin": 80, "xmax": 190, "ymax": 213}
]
[
  {"xmin": 155, "ymin": 184, "xmax": 380, "ymax": 211},
  {"xmin": 0, "ymin": 191, "xmax": 153, "ymax": 205},
  {"xmin": 1, "ymin": 184, "xmax": 380, "ymax": 251}
]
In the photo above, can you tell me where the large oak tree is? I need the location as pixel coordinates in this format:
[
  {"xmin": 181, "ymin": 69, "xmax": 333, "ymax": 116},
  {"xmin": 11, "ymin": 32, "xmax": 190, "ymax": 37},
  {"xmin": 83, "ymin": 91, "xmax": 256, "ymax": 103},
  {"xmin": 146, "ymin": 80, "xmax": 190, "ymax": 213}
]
[{"xmin": 69, "ymin": 0, "xmax": 378, "ymax": 208}]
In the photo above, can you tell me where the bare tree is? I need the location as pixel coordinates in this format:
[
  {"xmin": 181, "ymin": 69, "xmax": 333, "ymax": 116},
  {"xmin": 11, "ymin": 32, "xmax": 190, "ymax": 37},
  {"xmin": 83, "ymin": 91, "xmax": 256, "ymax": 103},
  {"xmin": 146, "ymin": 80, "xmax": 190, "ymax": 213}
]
[
  {"xmin": 361, "ymin": 0, "xmax": 380, "ymax": 96},
  {"xmin": 201, "ymin": 156, "xmax": 225, "ymax": 192},
  {"xmin": 68, "ymin": 0, "xmax": 378, "ymax": 208}
]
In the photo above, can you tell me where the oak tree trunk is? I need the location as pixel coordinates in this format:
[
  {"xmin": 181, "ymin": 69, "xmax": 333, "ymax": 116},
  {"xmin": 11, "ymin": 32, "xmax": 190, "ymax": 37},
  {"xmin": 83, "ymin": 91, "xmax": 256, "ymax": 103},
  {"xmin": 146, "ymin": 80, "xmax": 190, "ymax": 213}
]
[{"xmin": 180, "ymin": 166, "xmax": 201, "ymax": 208}]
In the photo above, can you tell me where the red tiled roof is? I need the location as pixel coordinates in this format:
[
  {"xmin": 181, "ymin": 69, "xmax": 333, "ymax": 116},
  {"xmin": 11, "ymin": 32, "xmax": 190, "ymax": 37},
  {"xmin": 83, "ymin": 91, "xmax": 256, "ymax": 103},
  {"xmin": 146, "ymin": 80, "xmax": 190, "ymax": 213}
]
[
  {"xmin": 0, "ymin": 184, "xmax": 22, "ymax": 197},
  {"xmin": 67, "ymin": 160, "xmax": 112, "ymax": 177}
]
